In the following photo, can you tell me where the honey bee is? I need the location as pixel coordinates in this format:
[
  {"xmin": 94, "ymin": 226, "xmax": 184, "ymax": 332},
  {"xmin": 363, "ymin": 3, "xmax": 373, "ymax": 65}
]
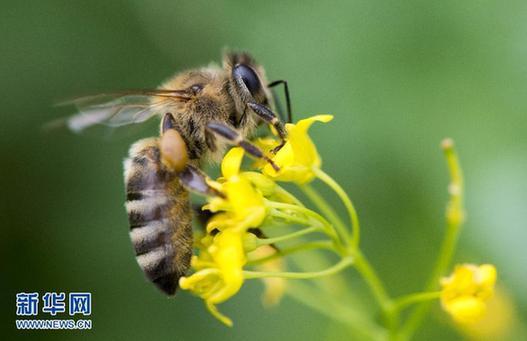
[{"xmin": 66, "ymin": 52, "xmax": 292, "ymax": 295}]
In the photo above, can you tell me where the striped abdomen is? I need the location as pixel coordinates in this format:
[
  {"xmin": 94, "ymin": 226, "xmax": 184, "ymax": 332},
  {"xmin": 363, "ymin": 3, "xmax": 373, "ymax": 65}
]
[{"xmin": 124, "ymin": 138, "xmax": 192, "ymax": 296}]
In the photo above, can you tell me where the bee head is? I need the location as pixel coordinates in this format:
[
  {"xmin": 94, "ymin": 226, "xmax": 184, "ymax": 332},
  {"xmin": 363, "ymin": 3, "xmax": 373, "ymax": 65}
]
[{"xmin": 223, "ymin": 51, "xmax": 273, "ymax": 127}]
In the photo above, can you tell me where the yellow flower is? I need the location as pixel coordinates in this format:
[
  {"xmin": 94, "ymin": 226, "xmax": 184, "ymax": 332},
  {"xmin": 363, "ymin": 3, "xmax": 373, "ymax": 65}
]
[
  {"xmin": 440, "ymin": 264, "xmax": 497, "ymax": 324},
  {"xmin": 460, "ymin": 285, "xmax": 517, "ymax": 341},
  {"xmin": 204, "ymin": 148, "xmax": 267, "ymax": 232},
  {"xmin": 262, "ymin": 115, "xmax": 333, "ymax": 184},
  {"xmin": 179, "ymin": 229, "xmax": 246, "ymax": 326}
]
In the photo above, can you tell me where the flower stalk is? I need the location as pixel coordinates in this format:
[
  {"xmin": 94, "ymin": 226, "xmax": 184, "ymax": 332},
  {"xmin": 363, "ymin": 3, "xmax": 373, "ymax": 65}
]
[
  {"xmin": 244, "ymin": 257, "xmax": 354, "ymax": 280},
  {"xmin": 400, "ymin": 138, "xmax": 466, "ymax": 340},
  {"xmin": 313, "ymin": 168, "xmax": 361, "ymax": 249}
]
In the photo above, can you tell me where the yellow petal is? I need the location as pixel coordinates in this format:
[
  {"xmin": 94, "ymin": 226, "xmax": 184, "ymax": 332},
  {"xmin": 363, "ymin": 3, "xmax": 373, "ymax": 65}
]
[
  {"xmin": 223, "ymin": 175, "xmax": 267, "ymax": 227},
  {"xmin": 252, "ymin": 138, "xmax": 280, "ymax": 168},
  {"xmin": 444, "ymin": 296, "xmax": 486, "ymax": 324},
  {"xmin": 206, "ymin": 213, "xmax": 232, "ymax": 233},
  {"xmin": 206, "ymin": 301, "xmax": 233, "ymax": 327},
  {"xmin": 288, "ymin": 114, "xmax": 332, "ymax": 166},
  {"xmin": 294, "ymin": 114, "xmax": 334, "ymax": 131},
  {"xmin": 204, "ymin": 198, "xmax": 227, "ymax": 214},
  {"xmin": 205, "ymin": 178, "xmax": 224, "ymax": 193},
  {"xmin": 263, "ymin": 144, "xmax": 315, "ymax": 183},
  {"xmin": 207, "ymin": 229, "xmax": 246, "ymax": 304},
  {"xmin": 179, "ymin": 268, "xmax": 220, "ymax": 297},
  {"xmin": 477, "ymin": 264, "xmax": 497, "ymax": 287},
  {"xmin": 221, "ymin": 147, "xmax": 245, "ymax": 178},
  {"xmin": 460, "ymin": 286, "xmax": 517, "ymax": 340},
  {"xmin": 253, "ymin": 137, "xmax": 280, "ymax": 151}
]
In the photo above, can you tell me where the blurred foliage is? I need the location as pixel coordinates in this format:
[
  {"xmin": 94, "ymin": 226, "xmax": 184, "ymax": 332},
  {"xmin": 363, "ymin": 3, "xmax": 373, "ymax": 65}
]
[{"xmin": 1, "ymin": 0, "xmax": 526, "ymax": 340}]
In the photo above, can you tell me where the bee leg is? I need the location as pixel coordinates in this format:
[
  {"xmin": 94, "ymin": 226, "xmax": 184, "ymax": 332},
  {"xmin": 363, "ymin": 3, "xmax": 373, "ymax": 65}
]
[
  {"xmin": 268, "ymin": 80, "xmax": 293, "ymax": 123},
  {"xmin": 206, "ymin": 122, "xmax": 280, "ymax": 172},
  {"xmin": 246, "ymin": 101, "xmax": 287, "ymax": 154},
  {"xmin": 160, "ymin": 112, "xmax": 178, "ymax": 134},
  {"xmin": 160, "ymin": 113, "xmax": 224, "ymax": 198},
  {"xmin": 159, "ymin": 113, "xmax": 189, "ymax": 173},
  {"xmin": 179, "ymin": 164, "xmax": 225, "ymax": 198}
]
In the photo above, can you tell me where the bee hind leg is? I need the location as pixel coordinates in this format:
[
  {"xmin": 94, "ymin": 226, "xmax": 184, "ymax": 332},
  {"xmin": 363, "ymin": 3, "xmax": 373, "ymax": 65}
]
[
  {"xmin": 159, "ymin": 113, "xmax": 224, "ymax": 198},
  {"xmin": 206, "ymin": 122, "xmax": 280, "ymax": 172},
  {"xmin": 179, "ymin": 164, "xmax": 225, "ymax": 198}
]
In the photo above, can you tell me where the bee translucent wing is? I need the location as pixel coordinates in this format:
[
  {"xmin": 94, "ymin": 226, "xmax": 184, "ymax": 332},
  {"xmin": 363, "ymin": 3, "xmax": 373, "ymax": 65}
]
[
  {"xmin": 64, "ymin": 95, "xmax": 162, "ymax": 133},
  {"xmin": 57, "ymin": 90, "xmax": 190, "ymax": 133}
]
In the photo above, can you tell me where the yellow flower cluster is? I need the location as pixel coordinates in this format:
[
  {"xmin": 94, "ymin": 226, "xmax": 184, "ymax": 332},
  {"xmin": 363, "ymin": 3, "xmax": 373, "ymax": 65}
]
[
  {"xmin": 173, "ymin": 111, "xmax": 505, "ymax": 338},
  {"xmin": 179, "ymin": 115, "xmax": 333, "ymax": 326},
  {"xmin": 440, "ymin": 264, "xmax": 497, "ymax": 324},
  {"xmin": 179, "ymin": 147, "xmax": 266, "ymax": 326}
]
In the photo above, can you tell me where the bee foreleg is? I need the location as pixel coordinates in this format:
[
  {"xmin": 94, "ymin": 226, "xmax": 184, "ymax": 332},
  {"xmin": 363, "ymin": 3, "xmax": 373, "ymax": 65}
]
[
  {"xmin": 206, "ymin": 122, "xmax": 280, "ymax": 172},
  {"xmin": 246, "ymin": 101, "xmax": 287, "ymax": 154}
]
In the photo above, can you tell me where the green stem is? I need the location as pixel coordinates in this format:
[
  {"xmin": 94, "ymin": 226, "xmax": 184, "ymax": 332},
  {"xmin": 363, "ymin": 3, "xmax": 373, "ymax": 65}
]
[
  {"xmin": 393, "ymin": 292, "xmax": 441, "ymax": 313},
  {"xmin": 244, "ymin": 257, "xmax": 353, "ymax": 279},
  {"xmin": 353, "ymin": 249, "xmax": 399, "ymax": 340},
  {"xmin": 256, "ymin": 226, "xmax": 321, "ymax": 246},
  {"xmin": 400, "ymin": 139, "xmax": 464, "ymax": 340},
  {"xmin": 266, "ymin": 200, "xmax": 344, "ymax": 251},
  {"xmin": 269, "ymin": 208, "xmax": 311, "ymax": 226},
  {"xmin": 247, "ymin": 241, "xmax": 335, "ymax": 266},
  {"xmin": 302, "ymin": 170, "xmax": 393, "ymax": 336},
  {"xmin": 314, "ymin": 168, "xmax": 361, "ymax": 249},
  {"xmin": 353, "ymin": 250, "xmax": 392, "ymax": 310},
  {"xmin": 267, "ymin": 201, "xmax": 329, "ymax": 227},
  {"xmin": 300, "ymin": 184, "xmax": 350, "ymax": 247},
  {"xmin": 275, "ymin": 185, "xmax": 305, "ymax": 207}
]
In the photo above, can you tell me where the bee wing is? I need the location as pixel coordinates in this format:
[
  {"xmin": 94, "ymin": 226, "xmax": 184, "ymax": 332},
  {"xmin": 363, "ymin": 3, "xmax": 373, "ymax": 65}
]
[
  {"xmin": 52, "ymin": 90, "xmax": 190, "ymax": 133},
  {"xmin": 65, "ymin": 95, "xmax": 162, "ymax": 133}
]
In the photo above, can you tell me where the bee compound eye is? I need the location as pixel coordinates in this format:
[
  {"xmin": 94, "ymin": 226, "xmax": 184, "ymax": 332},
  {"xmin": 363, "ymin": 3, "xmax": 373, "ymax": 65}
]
[{"xmin": 233, "ymin": 64, "xmax": 261, "ymax": 95}]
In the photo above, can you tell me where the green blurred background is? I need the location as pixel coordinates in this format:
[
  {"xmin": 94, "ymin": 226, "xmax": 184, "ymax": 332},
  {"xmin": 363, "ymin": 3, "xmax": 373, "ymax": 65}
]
[{"xmin": 2, "ymin": 1, "xmax": 526, "ymax": 340}]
